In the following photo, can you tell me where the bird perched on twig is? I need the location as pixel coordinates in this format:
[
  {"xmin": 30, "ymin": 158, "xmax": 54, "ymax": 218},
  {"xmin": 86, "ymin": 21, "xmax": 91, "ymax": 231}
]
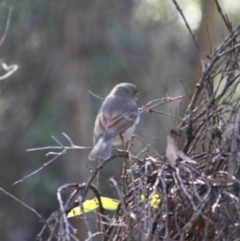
[{"xmin": 89, "ymin": 83, "xmax": 139, "ymax": 161}]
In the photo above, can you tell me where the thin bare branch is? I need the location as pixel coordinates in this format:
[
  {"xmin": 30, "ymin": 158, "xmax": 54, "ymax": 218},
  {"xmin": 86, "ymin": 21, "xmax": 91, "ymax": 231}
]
[
  {"xmin": 88, "ymin": 90, "xmax": 104, "ymax": 100},
  {"xmin": 0, "ymin": 5, "xmax": 12, "ymax": 46},
  {"xmin": 171, "ymin": 0, "xmax": 203, "ymax": 58},
  {"xmin": 0, "ymin": 62, "xmax": 19, "ymax": 80},
  {"xmin": 0, "ymin": 187, "xmax": 43, "ymax": 220}
]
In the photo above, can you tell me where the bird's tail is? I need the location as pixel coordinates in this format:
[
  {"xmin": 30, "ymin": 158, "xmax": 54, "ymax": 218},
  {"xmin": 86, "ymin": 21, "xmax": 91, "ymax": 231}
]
[{"xmin": 88, "ymin": 138, "xmax": 112, "ymax": 161}]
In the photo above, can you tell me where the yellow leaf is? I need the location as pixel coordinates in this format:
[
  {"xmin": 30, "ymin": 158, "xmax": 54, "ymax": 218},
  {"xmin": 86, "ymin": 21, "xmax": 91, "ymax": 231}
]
[
  {"xmin": 100, "ymin": 197, "xmax": 120, "ymax": 210},
  {"xmin": 141, "ymin": 194, "xmax": 161, "ymax": 209},
  {"xmin": 67, "ymin": 194, "xmax": 160, "ymax": 218},
  {"xmin": 150, "ymin": 194, "xmax": 161, "ymax": 209},
  {"xmin": 67, "ymin": 197, "xmax": 120, "ymax": 218}
]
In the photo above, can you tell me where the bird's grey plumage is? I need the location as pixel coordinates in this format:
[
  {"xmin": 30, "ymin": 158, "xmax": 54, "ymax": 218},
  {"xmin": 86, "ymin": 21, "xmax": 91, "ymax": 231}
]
[{"xmin": 89, "ymin": 83, "xmax": 139, "ymax": 160}]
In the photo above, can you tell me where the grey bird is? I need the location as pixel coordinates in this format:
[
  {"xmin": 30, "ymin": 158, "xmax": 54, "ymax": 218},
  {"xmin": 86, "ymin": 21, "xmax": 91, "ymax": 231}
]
[{"xmin": 89, "ymin": 83, "xmax": 139, "ymax": 160}]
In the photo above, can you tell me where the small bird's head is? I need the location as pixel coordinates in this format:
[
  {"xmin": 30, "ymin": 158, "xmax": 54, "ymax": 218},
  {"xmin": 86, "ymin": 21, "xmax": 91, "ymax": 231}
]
[{"xmin": 110, "ymin": 83, "xmax": 138, "ymax": 101}]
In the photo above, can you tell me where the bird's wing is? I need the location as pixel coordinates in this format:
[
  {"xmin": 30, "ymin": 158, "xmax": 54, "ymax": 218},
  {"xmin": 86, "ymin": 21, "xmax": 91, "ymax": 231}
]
[{"xmin": 93, "ymin": 112, "xmax": 136, "ymax": 144}]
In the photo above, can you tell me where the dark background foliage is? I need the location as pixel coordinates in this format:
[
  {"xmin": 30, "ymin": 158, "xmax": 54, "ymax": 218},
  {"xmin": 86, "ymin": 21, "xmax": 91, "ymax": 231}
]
[{"xmin": 0, "ymin": 0, "xmax": 240, "ymax": 240}]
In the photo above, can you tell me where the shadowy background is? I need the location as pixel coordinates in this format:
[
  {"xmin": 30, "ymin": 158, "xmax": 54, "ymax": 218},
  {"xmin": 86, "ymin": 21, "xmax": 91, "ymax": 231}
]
[{"xmin": 0, "ymin": 0, "xmax": 239, "ymax": 240}]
